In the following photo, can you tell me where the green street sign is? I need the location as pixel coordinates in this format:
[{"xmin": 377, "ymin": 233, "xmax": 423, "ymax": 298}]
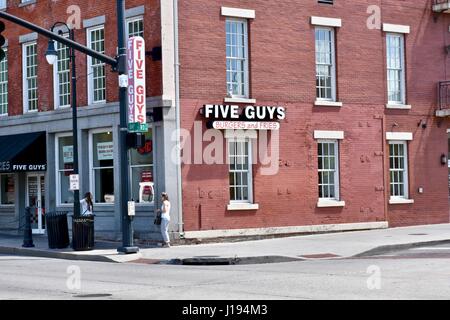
[{"xmin": 128, "ymin": 122, "xmax": 148, "ymax": 133}]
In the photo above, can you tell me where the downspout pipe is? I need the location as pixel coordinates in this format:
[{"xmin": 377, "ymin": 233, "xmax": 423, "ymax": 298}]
[{"xmin": 173, "ymin": 0, "xmax": 184, "ymax": 237}]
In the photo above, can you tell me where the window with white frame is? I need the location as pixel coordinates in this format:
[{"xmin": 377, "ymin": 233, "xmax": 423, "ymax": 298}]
[
  {"xmin": 0, "ymin": 48, "xmax": 7, "ymax": 115},
  {"xmin": 226, "ymin": 18, "xmax": 249, "ymax": 98},
  {"xmin": 228, "ymin": 138, "xmax": 253, "ymax": 203},
  {"xmin": 127, "ymin": 17, "xmax": 144, "ymax": 38},
  {"xmin": 0, "ymin": 0, "xmax": 6, "ymax": 10},
  {"xmin": 87, "ymin": 26, "xmax": 106, "ymax": 104},
  {"xmin": 90, "ymin": 131, "xmax": 114, "ymax": 204},
  {"xmin": 386, "ymin": 33, "xmax": 405, "ymax": 104},
  {"xmin": 56, "ymin": 135, "xmax": 74, "ymax": 205},
  {"xmin": 318, "ymin": 140, "xmax": 339, "ymax": 199},
  {"xmin": 389, "ymin": 141, "xmax": 409, "ymax": 199},
  {"xmin": 315, "ymin": 27, "xmax": 336, "ymax": 101},
  {"xmin": 23, "ymin": 42, "xmax": 38, "ymax": 112},
  {"xmin": 54, "ymin": 35, "xmax": 71, "ymax": 108},
  {"xmin": 129, "ymin": 130, "xmax": 154, "ymax": 204},
  {"xmin": 0, "ymin": 174, "xmax": 15, "ymax": 205}
]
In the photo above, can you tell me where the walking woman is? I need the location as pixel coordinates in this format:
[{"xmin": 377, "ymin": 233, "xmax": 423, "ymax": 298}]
[
  {"xmin": 157, "ymin": 192, "xmax": 171, "ymax": 247},
  {"xmin": 80, "ymin": 192, "xmax": 94, "ymax": 216}
]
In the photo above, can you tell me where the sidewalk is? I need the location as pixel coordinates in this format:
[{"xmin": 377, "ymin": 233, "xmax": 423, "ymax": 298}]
[{"xmin": 1, "ymin": 224, "xmax": 450, "ymax": 264}]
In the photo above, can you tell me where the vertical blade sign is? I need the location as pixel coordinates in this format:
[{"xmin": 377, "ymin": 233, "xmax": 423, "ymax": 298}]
[{"xmin": 127, "ymin": 36, "xmax": 146, "ymax": 128}]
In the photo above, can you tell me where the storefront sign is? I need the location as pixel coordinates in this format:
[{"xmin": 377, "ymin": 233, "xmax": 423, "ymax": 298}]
[
  {"xmin": 0, "ymin": 161, "xmax": 47, "ymax": 172},
  {"xmin": 127, "ymin": 36, "xmax": 147, "ymax": 133},
  {"xmin": 203, "ymin": 105, "xmax": 286, "ymax": 130},
  {"xmin": 63, "ymin": 145, "xmax": 73, "ymax": 164},
  {"xmin": 97, "ymin": 142, "xmax": 114, "ymax": 161},
  {"xmin": 69, "ymin": 174, "xmax": 79, "ymax": 191}
]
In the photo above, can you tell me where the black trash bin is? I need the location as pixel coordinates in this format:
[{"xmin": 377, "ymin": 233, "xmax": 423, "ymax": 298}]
[
  {"xmin": 46, "ymin": 211, "xmax": 70, "ymax": 249},
  {"xmin": 72, "ymin": 215, "xmax": 95, "ymax": 251}
]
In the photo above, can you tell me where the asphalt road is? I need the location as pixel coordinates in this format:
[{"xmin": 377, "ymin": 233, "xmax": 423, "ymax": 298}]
[{"xmin": 1, "ymin": 244, "xmax": 450, "ymax": 300}]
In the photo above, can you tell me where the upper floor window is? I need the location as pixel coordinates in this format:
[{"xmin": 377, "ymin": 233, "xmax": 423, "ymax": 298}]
[
  {"xmin": 315, "ymin": 27, "xmax": 336, "ymax": 101},
  {"xmin": 23, "ymin": 41, "xmax": 38, "ymax": 113},
  {"xmin": 87, "ymin": 26, "xmax": 106, "ymax": 105},
  {"xmin": 127, "ymin": 17, "xmax": 144, "ymax": 38},
  {"xmin": 0, "ymin": 0, "xmax": 6, "ymax": 10},
  {"xmin": 386, "ymin": 33, "xmax": 406, "ymax": 105},
  {"xmin": 226, "ymin": 19, "xmax": 249, "ymax": 98},
  {"xmin": 54, "ymin": 34, "xmax": 71, "ymax": 109},
  {"xmin": 0, "ymin": 48, "xmax": 7, "ymax": 116}
]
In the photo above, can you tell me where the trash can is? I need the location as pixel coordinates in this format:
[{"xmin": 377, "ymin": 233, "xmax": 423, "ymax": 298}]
[
  {"xmin": 46, "ymin": 211, "xmax": 70, "ymax": 249},
  {"xmin": 72, "ymin": 215, "xmax": 95, "ymax": 251}
]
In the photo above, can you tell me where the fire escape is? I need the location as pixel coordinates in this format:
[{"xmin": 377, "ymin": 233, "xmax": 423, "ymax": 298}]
[{"xmin": 434, "ymin": 1, "xmax": 450, "ymax": 117}]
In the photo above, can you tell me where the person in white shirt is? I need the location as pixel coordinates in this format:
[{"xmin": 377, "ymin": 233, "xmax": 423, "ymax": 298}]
[
  {"xmin": 80, "ymin": 192, "xmax": 94, "ymax": 216},
  {"xmin": 157, "ymin": 192, "xmax": 171, "ymax": 247}
]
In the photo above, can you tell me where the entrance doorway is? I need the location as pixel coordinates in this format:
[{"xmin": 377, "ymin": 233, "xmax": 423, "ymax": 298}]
[{"xmin": 27, "ymin": 174, "xmax": 45, "ymax": 234}]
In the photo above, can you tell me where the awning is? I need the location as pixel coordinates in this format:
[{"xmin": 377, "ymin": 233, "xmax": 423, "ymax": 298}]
[{"xmin": 0, "ymin": 132, "xmax": 47, "ymax": 173}]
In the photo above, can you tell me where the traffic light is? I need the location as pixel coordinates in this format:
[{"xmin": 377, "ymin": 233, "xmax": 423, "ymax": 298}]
[{"xmin": 0, "ymin": 21, "xmax": 5, "ymax": 62}]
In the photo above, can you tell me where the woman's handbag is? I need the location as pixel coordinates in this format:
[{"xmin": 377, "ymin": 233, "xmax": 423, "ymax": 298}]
[{"xmin": 154, "ymin": 212, "xmax": 162, "ymax": 226}]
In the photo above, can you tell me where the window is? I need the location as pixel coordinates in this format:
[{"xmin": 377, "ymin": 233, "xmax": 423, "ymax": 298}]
[
  {"xmin": 90, "ymin": 131, "xmax": 114, "ymax": 204},
  {"xmin": 389, "ymin": 141, "xmax": 409, "ymax": 199},
  {"xmin": 129, "ymin": 130, "xmax": 154, "ymax": 204},
  {"xmin": 0, "ymin": 0, "xmax": 6, "ymax": 10},
  {"xmin": 23, "ymin": 42, "xmax": 38, "ymax": 112},
  {"xmin": 87, "ymin": 26, "xmax": 106, "ymax": 104},
  {"xmin": 318, "ymin": 140, "xmax": 339, "ymax": 200},
  {"xmin": 0, "ymin": 48, "xmax": 7, "ymax": 116},
  {"xmin": 228, "ymin": 139, "xmax": 253, "ymax": 203},
  {"xmin": 56, "ymin": 135, "xmax": 74, "ymax": 205},
  {"xmin": 386, "ymin": 33, "xmax": 405, "ymax": 104},
  {"xmin": 315, "ymin": 27, "xmax": 336, "ymax": 101},
  {"xmin": 54, "ymin": 35, "xmax": 71, "ymax": 108},
  {"xmin": 226, "ymin": 19, "xmax": 249, "ymax": 98},
  {"xmin": 0, "ymin": 174, "xmax": 14, "ymax": 205},
  {"xmin": 127, "ymin": 17, "xmax": 144, "ymax": 38}
]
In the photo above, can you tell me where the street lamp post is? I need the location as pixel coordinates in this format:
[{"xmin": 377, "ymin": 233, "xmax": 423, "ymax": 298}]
[{"xmin": 45, "ymin": 23, "xmax": 81, "ymax": 219}]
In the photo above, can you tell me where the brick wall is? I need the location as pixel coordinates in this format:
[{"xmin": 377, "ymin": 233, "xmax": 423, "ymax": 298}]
[
  {"xmin": 178, "ymin": 0, "xmax": 450, "ymax": 231},
  {"xmin": 2, "ymin": 0, "xmax": 162, "ymax": 117}
]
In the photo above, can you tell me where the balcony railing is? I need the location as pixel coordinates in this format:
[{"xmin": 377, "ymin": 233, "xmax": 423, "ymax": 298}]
[{"xmin": 433, "ymin": 0, "xmax": 450, "ymax": 13}]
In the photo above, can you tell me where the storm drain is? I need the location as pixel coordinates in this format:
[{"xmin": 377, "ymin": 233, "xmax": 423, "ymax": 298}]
[
  {"xmin": 299, "ymin": 253, "xmax": 341, "ymax": 259},
  {"xmin": 175, "ymin": 256, "xmax": 303, "ymax": 265},
  {"xmin": 74, "ymin": 294, "xmax": 113, "ymax": 298},
  {"xmin": 408, "ymin": 233, "xmax": 429, "ymax": 236}
]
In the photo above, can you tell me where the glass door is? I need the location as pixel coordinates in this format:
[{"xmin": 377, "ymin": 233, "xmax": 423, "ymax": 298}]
[{"xmin": 27, "ymin": 174, "xmax": 45, "ymax": 234}]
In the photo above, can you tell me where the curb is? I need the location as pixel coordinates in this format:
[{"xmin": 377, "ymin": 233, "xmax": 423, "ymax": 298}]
[
  {"xmin": 0, "ymin": 246, "xmax": 119, "ymax": 263},
  {"xmin": 352, "ymin": 239, "xmax": 450, "ymax": 258},
  {"xmin": 169, "ymin": 255, "xmax": 303, "ymax": 265}
]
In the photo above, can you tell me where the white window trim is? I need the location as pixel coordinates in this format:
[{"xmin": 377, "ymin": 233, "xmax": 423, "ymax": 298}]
[
  {"xmin": 55, "ymin": 132, "xmax": 74, "ymax": 207},
  {"xmin": 311, "ymin": 16, "xmax": 342, "ymax": 28},
  {"xmin": 383, "ymin": 23, "xmax": 410, "ymax": 34},
  {"xmin": 22, "ymin": 41, "xmax": 38, "ymax": 114},
  {"xmin": 226, "ymin": 18, "xmax": 250, "ymax": 99},
  {"xmin": 0, "ymin": 47, "xmax": 7, "ymax": 117},
  {"xmin": 317, "ymin": 139, "xmax": 342, "ymax": 203},
  {"xmin": 86, "ymin": 25, "xmax": 106, "ymax": 106},
  {"xmin": 89, "ymin": 128, "xmax": 114, "ymax": 206},
  {"xmin": 53, "ymin": 34, "xmax": 71, "ymax": 109},
  {"xmin": 386, "ymin": 132, "xmax": 413, "ymax": 141},
  {"xmin": 386, "ymin": 33, "xmax": 406, "ymax": 105},
  {"xmin": 0, "ymin": 174, "xmax": 15, "ymax": 207},
  {"xmin": 388, "ymin": 140, "xmax": 412, "ymax": 203},
  {"xmin": 314, "ymin": 130, "xmax": 344, "ymax": 140},
  {"xmin": 126, "ymin": 16, "xmax": 144, "ymax": 39},
  {"xmin": 221, "ymin": 7, "xmax": 255, "ymax": 19},
  {"xmin": 315, "ymin": 26, "xmax": 338, "ymax": 103}
]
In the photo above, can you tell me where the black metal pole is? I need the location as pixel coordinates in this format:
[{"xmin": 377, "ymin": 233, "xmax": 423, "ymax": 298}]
[
  {"xmin": 117, "ymin": 0, "xmax": 138, "ymax": 254},
  {"xmin": 70, "ymin": 28, "xmax": 81, "ymax": 219},
  {"xmin": 22, "ymin": 207, "xmax": 34, "ymax": 248}
]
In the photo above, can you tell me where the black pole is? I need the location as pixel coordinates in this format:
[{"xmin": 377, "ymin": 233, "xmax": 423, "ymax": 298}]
[
  {"xmin": 117, "ymin": 0, "xmax": 138, "ymax": 254},
  {"xmin": 22, "ymin": 207, "xmax": 34, "ymax": 248}
]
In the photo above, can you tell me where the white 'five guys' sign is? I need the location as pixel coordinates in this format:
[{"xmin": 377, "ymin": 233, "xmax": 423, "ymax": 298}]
[{"xmin": 127, "ymin": 36, "xmax": 147, "ymax": 125}]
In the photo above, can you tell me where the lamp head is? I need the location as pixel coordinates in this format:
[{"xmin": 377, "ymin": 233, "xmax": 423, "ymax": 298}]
[{"xmin": 45, "ymin": 39, "xmax": 58, "ymax": 65}]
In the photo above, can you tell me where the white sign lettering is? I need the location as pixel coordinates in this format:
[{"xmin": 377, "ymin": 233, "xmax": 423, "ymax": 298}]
[{"xmin": 127, "ymin": 36, "xmax": 147, "ymax": 125}]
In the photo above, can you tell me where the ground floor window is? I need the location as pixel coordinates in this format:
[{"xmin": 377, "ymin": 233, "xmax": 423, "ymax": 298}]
[
  {"xmin": 130, "ymin": 130, "xmax": 154, "ymax": 204},
  {"xmin": 389, "ymin": 141, "xmax": 409, "ymax": 199},
  {"xmin": 0, "ymin": 174, "xmax": 15, "ymax": 205},
  {"xmin": 318, "ymin": 140, "xmax": 340, "ymax": 200},
  {"xmin": 91, "ymin": 130, "xmax": 114, "ymax": 204},
  {"xmin": 228, "ymin": 138, "xmax": 253, "ymax": 203},
  {"xmin": 56, "ymin": 135, "xmax": 74, "ymax": 205}
]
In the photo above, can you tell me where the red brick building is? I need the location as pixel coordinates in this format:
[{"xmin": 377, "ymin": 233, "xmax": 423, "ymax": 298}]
[{"xmin": 0, "ymin": 0, "xmax": 449, "ymax": 241}]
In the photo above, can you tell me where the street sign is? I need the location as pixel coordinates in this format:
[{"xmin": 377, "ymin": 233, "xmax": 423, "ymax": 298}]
[
  {"xmin": 128, "ymin": 122, "xmax": 148, "ymax": 133},
  {"xmin": 69, "ymin": 174, "xmax": 79, "ymax": 191},
  {"xmin": 128, "ymin": 201, "xmax": 136, "ymax": 217},
  {"xmin": 127, "ymin": 36, "xmax": 146, "ymax": 131}
]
